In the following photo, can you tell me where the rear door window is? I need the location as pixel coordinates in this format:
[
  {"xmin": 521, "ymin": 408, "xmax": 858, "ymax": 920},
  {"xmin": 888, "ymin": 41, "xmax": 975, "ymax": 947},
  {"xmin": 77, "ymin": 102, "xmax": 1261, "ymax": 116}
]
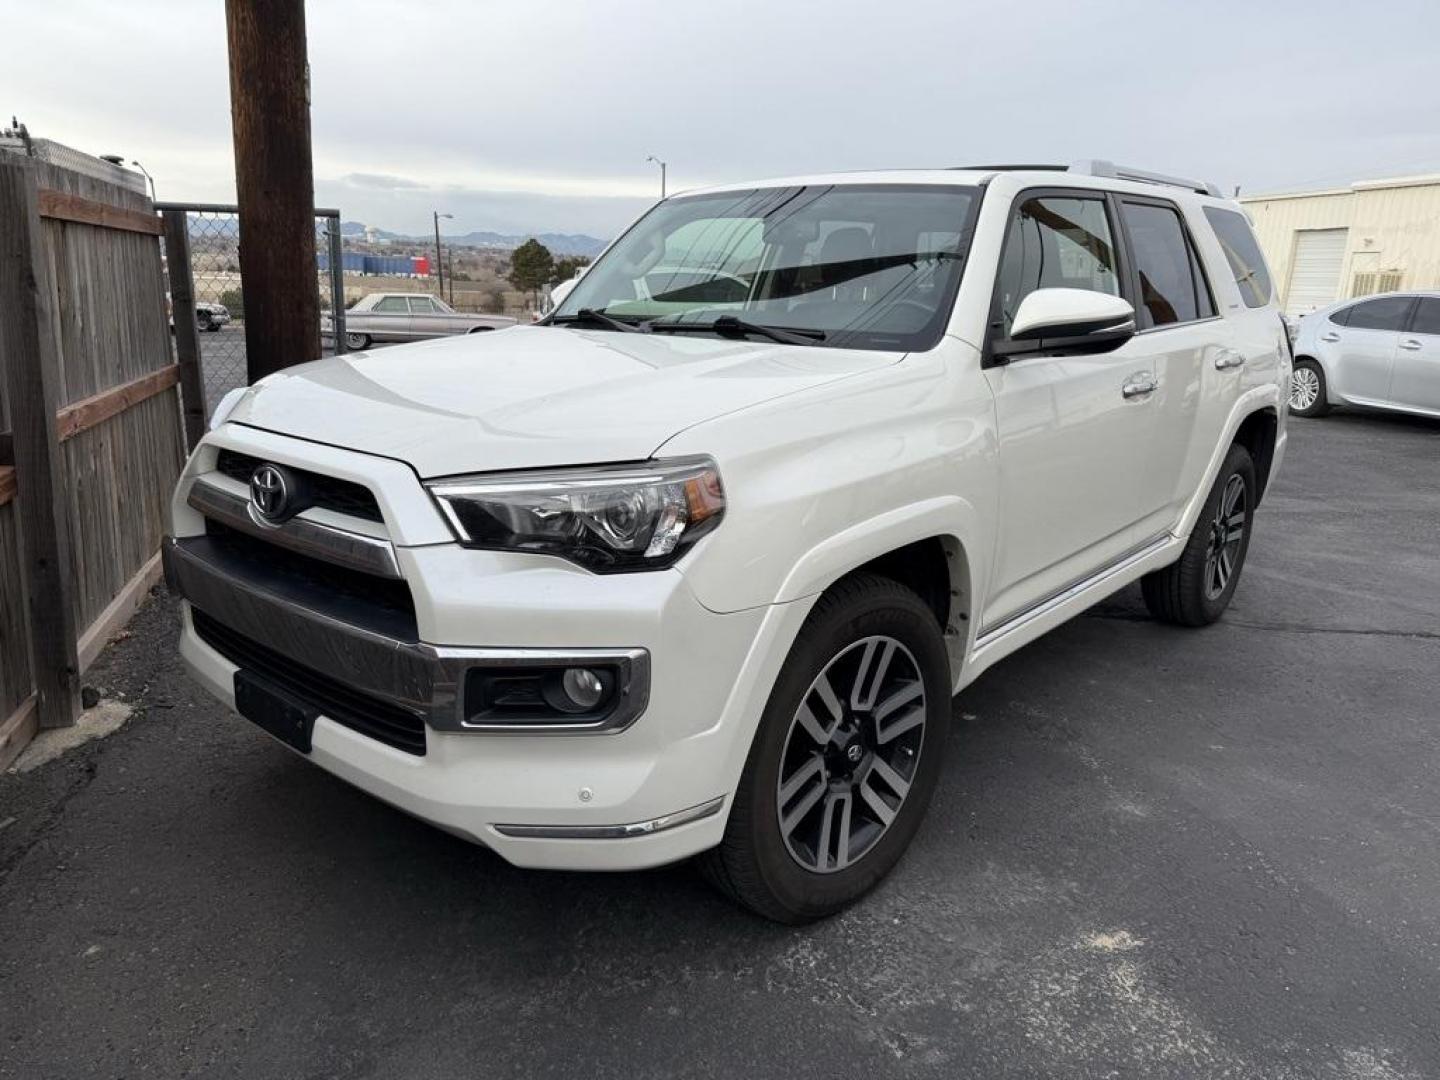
[
  {"xmin": 1344, "ymin": 296, "xmax": 1413, "ymax": 331},
  {"xmin": 1408, "ymin": 297, "xmax": 1440, "ymax": 335},
  {"xmin": 1203, "ymin": 207, "xmax": 1273, "ymax": 308},
  {"xmin": 1119, "ymin": 200, "xmax": 1213, "ymax": 329},
  {"xmin": 375, "ymin": 296, "xmax": 409, "ymax": 313},
  {"xmin": 994, "ymin": 194, "xmax": 1121, "ymax": 336}
]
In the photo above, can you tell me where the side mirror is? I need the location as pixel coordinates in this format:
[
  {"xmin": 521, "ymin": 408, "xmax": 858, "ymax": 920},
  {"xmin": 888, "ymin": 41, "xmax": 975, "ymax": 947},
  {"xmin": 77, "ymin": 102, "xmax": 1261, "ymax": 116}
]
[{"xmin": 1007, "ymin": 287, "xmax": 1136, "ymax": 349}]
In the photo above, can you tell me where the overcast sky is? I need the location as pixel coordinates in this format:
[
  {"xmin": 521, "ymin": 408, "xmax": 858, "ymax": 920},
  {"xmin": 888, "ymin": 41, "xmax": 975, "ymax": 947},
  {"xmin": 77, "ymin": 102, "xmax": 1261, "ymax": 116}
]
[{"xmin": 7, "ymin": 0, "xmax": 1440, "ymax": 239}]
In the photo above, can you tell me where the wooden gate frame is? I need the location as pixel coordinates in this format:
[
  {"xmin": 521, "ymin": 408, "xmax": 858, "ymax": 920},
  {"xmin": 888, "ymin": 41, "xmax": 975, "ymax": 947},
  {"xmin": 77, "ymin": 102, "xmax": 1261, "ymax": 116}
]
[{"xmin": 1, "ymin": 156, "xmax": 184, "ymax": 753}]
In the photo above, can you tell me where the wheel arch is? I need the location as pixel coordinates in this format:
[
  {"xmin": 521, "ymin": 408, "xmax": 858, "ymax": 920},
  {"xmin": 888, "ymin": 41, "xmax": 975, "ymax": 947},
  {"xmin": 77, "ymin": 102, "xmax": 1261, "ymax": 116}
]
[
  {"xmin": 771, "ymin": 501, "xmax": 980, "ymax": 689},
  {"xmin": 1233, "ymin": 406, "xmax": 1279, "ymax": 503}
]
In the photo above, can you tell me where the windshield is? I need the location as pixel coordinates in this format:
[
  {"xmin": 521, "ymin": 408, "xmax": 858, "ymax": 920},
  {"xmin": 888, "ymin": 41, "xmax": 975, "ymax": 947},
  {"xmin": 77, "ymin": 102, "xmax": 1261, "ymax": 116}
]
[{"xmin": 553, "ymin": 184, "xmax": 979, "ymax": 351}]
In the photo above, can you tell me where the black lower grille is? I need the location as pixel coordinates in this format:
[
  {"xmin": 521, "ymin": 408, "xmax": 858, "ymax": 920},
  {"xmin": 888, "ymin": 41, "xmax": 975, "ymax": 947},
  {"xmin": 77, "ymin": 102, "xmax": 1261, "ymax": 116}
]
[
  {"xmin": 193, "ymin": 608, "xmax": 427, "ymax": 756},
  {"xmin": 201, "ymin": 519, "xmax": 417, "ymax": 642}
]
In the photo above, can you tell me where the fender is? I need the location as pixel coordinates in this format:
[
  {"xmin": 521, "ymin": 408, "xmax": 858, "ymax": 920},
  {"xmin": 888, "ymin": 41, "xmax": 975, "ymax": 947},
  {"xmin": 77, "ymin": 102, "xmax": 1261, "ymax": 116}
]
[
  {"xmin": 772, "ymin": 494, "xmax": 983, "ymax": 606},
  {"xmin": 771, "ymin": 494, "xmax": 986, "ymax": 692},
  {"xmin": 700, "ymin": 496, "xmax": 986, "ymax": 809},
  {"xmin": 1173, "ymin": 383, "xmax": 1283, "ymax": 541}
]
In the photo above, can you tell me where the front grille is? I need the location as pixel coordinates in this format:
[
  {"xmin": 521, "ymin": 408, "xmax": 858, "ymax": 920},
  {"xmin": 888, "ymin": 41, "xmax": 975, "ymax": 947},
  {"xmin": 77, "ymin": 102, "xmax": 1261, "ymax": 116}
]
[
  {"xmin": 201, "ymin": 519, "xmax": 417, "ymax": 641},
  {"xmin": 193, "ymin": 609, "xmax": 427, "ymax": 756},
  {"xmin": 215, "ymin": 449, "xmax": 383, "ymax": 523}
]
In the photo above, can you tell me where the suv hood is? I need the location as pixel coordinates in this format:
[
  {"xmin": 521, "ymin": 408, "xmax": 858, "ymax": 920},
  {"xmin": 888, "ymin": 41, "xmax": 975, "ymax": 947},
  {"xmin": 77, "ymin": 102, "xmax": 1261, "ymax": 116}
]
[{"xmin": 228, "ymin": 325, "xmax": 899, "ymax": 476}]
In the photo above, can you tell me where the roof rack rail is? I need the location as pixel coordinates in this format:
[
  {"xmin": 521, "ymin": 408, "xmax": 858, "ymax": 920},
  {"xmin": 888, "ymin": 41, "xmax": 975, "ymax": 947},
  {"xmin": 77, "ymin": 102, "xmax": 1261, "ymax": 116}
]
[
  {"xmin": 950, "ymin": 163, "xmax": 1069, "ymax": 172},
  {"xmin": 1070, "ymin": 159, "xmax": 1224, "ymax": 199}
]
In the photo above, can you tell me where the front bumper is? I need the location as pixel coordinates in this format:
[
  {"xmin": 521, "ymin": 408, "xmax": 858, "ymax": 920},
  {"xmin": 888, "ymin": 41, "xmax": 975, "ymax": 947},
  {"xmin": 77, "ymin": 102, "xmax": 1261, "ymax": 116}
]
[{"xmin": 165, "ymin": 426, "xmax": 807, "ymax": 870}]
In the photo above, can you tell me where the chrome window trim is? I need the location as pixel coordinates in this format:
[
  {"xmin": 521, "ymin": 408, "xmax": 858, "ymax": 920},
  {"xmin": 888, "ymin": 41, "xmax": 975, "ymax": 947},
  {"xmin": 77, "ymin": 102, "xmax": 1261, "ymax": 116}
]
[
  {"xmin": 187, "ymin": 476, "xmax": 402, "ymax": 580},
  {"xmin": 492, "ymin": 797, "xmax": 725, "ymax": 839},
  {"xmin": 163, "ymin": 536, "xmax": 651, "ymax": 735}
]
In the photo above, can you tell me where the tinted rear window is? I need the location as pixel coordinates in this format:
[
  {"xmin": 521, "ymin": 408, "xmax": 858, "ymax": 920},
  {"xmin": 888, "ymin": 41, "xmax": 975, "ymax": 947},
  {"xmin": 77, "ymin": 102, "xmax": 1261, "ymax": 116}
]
[
  {"xmin": 1203, "ymin": 207, "xmax": 1273, "ymax": 309},
  {"xmin": 1345, "ymin": 296, "xmax": 1413, "ymax": 331},
  {"xmin": 1410, "ymin": 297, "xmax": 1440, "ymax": 335},
  {"xmin": 1121, "ymin": 201, "xmax": 1210, "ymax": 328}
]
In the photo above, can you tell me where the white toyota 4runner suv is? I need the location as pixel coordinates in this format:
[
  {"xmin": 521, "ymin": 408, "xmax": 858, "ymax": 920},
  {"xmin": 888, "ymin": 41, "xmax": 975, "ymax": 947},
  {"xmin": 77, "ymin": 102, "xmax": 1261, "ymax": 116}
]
[{"xmin": 166, "ymin": 162, "xmax": 1288, "ymax": 922}]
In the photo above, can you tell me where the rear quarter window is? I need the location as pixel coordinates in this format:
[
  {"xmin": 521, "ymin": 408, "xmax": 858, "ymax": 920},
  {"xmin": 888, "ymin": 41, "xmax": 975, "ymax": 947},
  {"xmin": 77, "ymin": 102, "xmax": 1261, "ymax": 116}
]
[{"xmin": 1203, "ymin": 207, "xmax": 1273, "ymax": 309}]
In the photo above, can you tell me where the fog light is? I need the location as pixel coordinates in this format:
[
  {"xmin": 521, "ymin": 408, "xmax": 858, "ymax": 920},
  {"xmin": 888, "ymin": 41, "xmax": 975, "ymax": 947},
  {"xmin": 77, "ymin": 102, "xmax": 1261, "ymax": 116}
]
[{"xmin": 561, "ymin": 667, "xmax": 606, "ymax": 710}]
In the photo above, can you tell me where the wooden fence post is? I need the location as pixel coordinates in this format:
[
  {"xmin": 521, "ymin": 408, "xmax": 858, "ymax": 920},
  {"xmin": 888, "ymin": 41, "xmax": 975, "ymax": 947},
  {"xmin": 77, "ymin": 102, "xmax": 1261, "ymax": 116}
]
[
  {"xmin": 0, "ymin": 158, "xmax": 81, "ymax": 729},
  {"xmin": 162, "ymin": 209, "xmax": 207, "ymax": 450}
]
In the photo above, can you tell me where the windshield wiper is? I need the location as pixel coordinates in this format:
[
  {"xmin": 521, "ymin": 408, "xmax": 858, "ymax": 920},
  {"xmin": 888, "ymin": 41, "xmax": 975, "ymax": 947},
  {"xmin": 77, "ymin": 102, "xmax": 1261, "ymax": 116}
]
[
  {"xmin": 649, "ymin": 315, "xmax": 825, "ymax": 345},
  {"xmin": 550, "ymin": 308, "xmax": 645, "ymax": 333}
]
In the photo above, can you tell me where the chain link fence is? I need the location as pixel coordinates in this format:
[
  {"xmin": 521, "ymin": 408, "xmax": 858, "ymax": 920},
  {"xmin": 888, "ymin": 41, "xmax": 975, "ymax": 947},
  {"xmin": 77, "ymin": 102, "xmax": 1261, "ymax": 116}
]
[{"xmin": 157, "ymin": 204, "xmax": 343, "ymax": 417}]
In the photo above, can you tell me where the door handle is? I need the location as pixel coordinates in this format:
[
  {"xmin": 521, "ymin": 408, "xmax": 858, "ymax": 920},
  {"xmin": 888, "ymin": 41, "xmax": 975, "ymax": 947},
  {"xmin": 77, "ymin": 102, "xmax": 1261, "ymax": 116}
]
[
  {"xmin": 1320, "ymin": 332, "xmax": 1340, "ymax": 343},
  {"xmin": 1213, "ymin": 350, "xmax": 1245, "ymax": 370},
  {"xmin": 1399, "ymin": 339, "xmax": 1423, "ymax": 351},
  {"xmin": 1122, "ymin": 374, "xmax": 1158, "ymax": 399}
]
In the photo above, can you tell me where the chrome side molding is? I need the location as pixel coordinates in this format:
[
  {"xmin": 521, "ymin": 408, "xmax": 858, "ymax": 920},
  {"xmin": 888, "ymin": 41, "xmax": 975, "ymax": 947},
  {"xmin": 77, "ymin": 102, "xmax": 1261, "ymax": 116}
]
[
  {"xmin": 187, "ymin": 476, "xmax": 402, "ymax": 580},
  {"xmin": 975, "ymin": 534, "xmax": 1174, "ymax": 649}
]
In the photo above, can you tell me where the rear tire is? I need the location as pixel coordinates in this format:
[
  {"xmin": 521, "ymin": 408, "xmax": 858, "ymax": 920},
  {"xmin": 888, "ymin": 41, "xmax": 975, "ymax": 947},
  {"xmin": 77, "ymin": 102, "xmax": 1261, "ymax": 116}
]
[
  {"xmin": 1289, "ymin": 359, "xmax": 1331, "ymax": 417},
  {"xmin": 699, "ymin": 574, "xmax": 950, "ymax": 923},
  {"xmin": 1142, "ymin": 442, "xmax": 1256, "ymax": 627},
  {"xmin": 345, "ymin": 332, "xmax": 371, "ymax": 350}
]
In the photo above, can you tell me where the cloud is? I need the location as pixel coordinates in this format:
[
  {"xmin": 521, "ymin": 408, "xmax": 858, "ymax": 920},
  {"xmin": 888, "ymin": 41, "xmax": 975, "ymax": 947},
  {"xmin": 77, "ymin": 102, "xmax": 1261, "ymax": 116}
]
[
  {"xmin": 341, "ymin": 172, "xmax": 426, "ymax": 191},
  {"xmin": 7, "ymin": 0, "xmax": 1440, "ymax": 236}
]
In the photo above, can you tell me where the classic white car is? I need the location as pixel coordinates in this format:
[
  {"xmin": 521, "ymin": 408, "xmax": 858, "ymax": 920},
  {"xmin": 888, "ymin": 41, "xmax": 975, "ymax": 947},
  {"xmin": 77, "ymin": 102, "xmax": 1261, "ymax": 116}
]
[{"xmin": 324, "ymin": 293, "xmax": 517, "ymax": 350}]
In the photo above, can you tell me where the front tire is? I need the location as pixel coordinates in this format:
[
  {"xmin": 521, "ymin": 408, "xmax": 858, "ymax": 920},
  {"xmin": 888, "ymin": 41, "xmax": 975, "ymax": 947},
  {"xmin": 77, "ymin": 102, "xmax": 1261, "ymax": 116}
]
[
  {"xmin": 700, "ymin": 574, "xmax": 950, "ymax": 923},
  {"xmin": 1290, "ymin": 359, "xmax": 1331, "ymax": 417},
  {"xmin": 1142, "ymin": 442, "xmax": 1256, "ymax": 627}
]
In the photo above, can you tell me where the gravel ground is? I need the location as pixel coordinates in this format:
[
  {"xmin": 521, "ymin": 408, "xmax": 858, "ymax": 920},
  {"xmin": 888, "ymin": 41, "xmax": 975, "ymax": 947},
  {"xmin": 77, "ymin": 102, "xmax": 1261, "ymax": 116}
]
[{"xmin": 2, "ymin": 410, "xmax": 1438, "ymax": 1079}]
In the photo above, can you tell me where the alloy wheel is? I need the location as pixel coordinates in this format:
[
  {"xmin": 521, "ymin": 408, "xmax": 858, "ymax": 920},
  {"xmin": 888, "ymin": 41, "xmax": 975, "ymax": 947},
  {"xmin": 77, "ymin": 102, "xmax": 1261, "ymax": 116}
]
[
  {"xmin": 776, "ymin": 635, "xmax": 927, "ymax": 873},
  {"xmin": 1203, "ymin": 474, "xmax": 1247, "ymax": 600},
  {"xmin": 1290, "ymin": 367, "xmax": 1320, "ymax": 412}
]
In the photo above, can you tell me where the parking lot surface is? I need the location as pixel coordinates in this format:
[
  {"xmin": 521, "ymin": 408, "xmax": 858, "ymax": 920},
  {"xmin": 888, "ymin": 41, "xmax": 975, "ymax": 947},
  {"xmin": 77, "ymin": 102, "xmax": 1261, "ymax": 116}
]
[{"xmin": 2, "ymin": 411, "xmax": 1438, "ymax": 1079}]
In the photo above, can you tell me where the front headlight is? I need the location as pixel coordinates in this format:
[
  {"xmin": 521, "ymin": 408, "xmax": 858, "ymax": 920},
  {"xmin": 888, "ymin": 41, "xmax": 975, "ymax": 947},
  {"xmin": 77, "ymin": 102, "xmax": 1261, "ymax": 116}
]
[{"xmin": 425, "ymin": 457, "xmax": 725, "ymax": 572}]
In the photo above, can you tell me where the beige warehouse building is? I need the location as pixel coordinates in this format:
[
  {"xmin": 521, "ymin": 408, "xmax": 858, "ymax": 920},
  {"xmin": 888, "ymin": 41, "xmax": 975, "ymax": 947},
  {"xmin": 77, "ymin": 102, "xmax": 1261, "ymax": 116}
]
[{"xmin": 1239, "ymin": 173, "xmax": 1440, "ymax": 316}]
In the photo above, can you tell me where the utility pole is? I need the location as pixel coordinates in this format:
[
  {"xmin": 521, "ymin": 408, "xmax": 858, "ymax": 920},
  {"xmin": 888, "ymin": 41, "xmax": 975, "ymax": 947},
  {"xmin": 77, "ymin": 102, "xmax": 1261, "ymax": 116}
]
[
  {"xmin": 225, "ymin": 0, "xmax": 319, "ymax": 381},
  {"xmin": 646, "ymin": 155, "xmax": 667, "ymax": 198},
  {"xmin": 433, "ymin": 210, "xmax": 452, "ymax": 298}
]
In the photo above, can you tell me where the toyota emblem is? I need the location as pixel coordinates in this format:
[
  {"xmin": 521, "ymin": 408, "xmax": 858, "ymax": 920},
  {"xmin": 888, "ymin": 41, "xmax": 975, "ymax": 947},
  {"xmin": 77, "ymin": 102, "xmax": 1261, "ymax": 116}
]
[{"xmin": 249, "ymin": 463, "xmax": 292, "ymax": 522}]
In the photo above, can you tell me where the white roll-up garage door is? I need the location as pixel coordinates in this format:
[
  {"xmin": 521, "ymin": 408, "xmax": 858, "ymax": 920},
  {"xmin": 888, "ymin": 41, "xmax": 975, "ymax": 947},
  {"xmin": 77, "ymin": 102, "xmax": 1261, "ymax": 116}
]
[{"xmin": 1285, "ymin": 228, "xmax": 1348, "ymax": 315}]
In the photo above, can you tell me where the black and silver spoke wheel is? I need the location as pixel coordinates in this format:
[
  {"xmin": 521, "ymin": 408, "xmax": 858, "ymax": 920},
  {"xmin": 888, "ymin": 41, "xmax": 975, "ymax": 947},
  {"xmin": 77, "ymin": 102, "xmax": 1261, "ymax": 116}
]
[
  {"xmin": 699, "ymin": 574, "xmax": 949, "ymax": 923},
  {"xmin": 1203, "ymin": 474, "xmax": 1247, "ymax": 600},
  {"xmin": 1141, "ymin": 441, "xmax": 1257, "ymax": 627},
  {"xmin": 1289, "ymin": 366, "xmax": 1320, "ymax": 412},
  {"xmin": 776, "ymin": 636, "xmax": 926, "ymax": 874}
]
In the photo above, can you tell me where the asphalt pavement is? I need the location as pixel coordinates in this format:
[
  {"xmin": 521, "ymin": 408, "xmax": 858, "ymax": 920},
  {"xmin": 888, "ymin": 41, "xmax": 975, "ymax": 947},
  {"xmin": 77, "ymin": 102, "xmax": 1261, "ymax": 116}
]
[{"xmin": 2, "ymin": 409, "xmax": 1438, "ymax": 1079}]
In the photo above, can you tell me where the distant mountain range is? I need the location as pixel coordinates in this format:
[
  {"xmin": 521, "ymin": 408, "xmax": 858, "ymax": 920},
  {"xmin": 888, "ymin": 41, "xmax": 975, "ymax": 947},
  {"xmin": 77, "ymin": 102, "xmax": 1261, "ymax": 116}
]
[{"xmin": 340, "ymin": 221, "xmax": 607, "ymax": 257}]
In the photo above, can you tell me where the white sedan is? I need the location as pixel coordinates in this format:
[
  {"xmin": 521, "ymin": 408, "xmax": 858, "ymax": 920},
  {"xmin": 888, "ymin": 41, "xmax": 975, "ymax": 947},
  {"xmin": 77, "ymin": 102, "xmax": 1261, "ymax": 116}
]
[{"xmin": 1291, "ymin": 292, "xmax": 1440, "ymax": 419}]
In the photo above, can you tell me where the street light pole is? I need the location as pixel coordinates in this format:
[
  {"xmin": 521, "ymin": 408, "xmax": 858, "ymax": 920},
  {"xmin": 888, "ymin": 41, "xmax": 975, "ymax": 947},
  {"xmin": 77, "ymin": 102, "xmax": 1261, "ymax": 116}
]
[
  {"xmin": 646, "ymin": 155, "xmax": 667, "ymax": 199},
  {"xmin": 130, "ymin": 160, "xmax": 157, "ymax": 202},
  {"xmin": 433, "ymin": 210, "xmax": 452, "ymax": 297}
]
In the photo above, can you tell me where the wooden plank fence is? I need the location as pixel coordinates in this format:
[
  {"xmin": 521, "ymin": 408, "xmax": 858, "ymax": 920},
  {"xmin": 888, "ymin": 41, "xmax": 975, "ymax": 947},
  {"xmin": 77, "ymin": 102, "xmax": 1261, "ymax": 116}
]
[{"xmin": 0, "ymin": 154, "xmax": 187, "ymax": 766}]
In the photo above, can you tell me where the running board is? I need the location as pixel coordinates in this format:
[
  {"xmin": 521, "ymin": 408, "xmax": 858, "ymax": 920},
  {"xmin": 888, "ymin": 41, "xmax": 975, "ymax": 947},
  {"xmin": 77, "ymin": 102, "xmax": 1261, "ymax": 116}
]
[{"xmin": 974, "ymin": 535, "xmax": 1175, "ymax": 652}]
